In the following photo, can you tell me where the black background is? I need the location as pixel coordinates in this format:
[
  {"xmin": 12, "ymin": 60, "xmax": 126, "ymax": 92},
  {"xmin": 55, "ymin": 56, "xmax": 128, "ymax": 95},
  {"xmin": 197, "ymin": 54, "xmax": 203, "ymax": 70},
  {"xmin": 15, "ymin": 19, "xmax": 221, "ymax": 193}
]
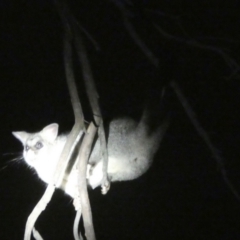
[{"xmin": 1, "ymin": 1, "xmax": 240, "ymax": 239}]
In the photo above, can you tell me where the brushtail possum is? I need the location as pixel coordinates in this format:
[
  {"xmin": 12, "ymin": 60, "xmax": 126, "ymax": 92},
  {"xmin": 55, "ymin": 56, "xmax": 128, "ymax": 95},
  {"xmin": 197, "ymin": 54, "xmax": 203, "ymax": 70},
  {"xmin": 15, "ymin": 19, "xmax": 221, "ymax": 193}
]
[{"xmin": 12, "ymin": 113, "xmax": 168, "ymax": 197}]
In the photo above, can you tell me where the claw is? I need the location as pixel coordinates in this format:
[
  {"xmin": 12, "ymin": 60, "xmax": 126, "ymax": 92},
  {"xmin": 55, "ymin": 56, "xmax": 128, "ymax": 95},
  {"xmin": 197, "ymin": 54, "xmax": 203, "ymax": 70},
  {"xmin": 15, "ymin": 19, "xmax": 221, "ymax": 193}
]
[{"xmin": 101, "ymin": 178, "xmax": 110, "ymax": 195}]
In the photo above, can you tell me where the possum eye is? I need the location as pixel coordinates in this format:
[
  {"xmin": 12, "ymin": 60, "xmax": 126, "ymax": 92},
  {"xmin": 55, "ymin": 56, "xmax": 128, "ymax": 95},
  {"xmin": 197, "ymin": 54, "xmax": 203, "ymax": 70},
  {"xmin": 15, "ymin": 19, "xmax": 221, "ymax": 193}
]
[
  {"xmin": 25, "ymin": 145, "xmax": 30, "ymax": 151},
  {"xmin": 35, "ymin": 141, "xmax": 43, "ymax": 150}
]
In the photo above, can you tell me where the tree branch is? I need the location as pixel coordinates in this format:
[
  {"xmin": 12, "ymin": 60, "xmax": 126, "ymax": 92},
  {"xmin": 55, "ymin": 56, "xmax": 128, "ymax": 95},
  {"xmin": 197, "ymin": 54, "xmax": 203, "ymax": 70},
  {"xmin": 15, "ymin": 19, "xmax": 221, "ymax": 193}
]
[
  {"xmin": 170, "ymin": 80, "xmax": 240, "ymax": 201},
  {"xmin": 154, "ymin": 24, "xmax": 240, "ymax": 78},
  {"xmin": 112, "ymin": 0, "xmax": 159, "ymax": 68},
  {"xmin": 72, "ymin": 19, "xmax": 110, "ymax": 194}
]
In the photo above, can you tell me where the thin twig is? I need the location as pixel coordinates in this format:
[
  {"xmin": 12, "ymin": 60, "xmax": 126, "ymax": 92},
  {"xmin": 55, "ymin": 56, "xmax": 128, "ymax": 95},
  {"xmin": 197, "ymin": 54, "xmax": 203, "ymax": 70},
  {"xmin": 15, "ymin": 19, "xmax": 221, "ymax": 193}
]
[
  {"xmin": 170, "ymin": 80, "xmax": 240, "ymax": 201},
  {"xmin": 24, "ymin": 185, "xmax": 55, "ymax": 240},
  {"xmin": 77, "ymin": 24, "xmax": 101, "ymax": 51},
  {"xmin": 24, "ymin": 3, "xmax": 86, "ymax": 239},
  {"xmin": 112, "ymin": 0, "xmax": 159, "ymax": 68},
  {"xmin": 72, "ymin": 21, "xmax": 110, "ymax": 194},
  {"xmin": 60, "ymin": 5, "xmax": 96, "ymax": 240},
  {"xmin": 55, "ymin": 1, "xmax": 108, "ymax": 238},
  {"xmin": 33, "ymin": 227, "xmax": 43, "ymax": 240},
  {"xmin": 78, "ymin": 122, "xmax": 98, "ymax": 240},
  {"xmin": 73, "ymin": 209, "xmax": 82, "ymax": 240},
  {"xmin": 154, "ymin": 24, "xmax": 240, "ymax": 78}
]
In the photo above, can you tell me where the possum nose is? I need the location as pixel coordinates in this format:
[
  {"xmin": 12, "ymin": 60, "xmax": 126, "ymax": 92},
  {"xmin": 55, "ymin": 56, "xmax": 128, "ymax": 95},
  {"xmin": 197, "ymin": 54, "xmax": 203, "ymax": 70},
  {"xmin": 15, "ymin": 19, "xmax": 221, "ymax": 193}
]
[{"xmin": 24, "ymin": 150, "xmax": 35, "ymax": 161}]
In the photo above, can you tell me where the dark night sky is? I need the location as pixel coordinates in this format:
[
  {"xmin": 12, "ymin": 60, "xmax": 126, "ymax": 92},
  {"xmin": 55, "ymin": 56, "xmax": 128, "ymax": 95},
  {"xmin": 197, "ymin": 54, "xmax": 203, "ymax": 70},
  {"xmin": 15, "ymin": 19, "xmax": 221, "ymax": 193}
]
[{"xmin": 1, "ymin": 1, "xmax": 240, "ymax": 239}]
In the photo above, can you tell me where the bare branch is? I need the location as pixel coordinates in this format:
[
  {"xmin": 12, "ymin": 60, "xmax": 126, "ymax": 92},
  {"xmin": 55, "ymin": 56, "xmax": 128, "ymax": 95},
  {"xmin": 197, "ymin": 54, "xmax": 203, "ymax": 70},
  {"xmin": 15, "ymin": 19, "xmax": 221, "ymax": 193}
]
[
  {"xmin": 112, "ymin": 0, "xmax": 159, "ymax": 68},
  {"xmin": 32, "ymin": 228, "xmax": 43, "ymax": 240},
  {"xmin": 73, "ymin": 209, "xmax": 83, "ymax": 240},
  {"xmin": 78, "ymin": 122, "xmax": 98, "ymax": 240},
  {"xmin": 58, "ymin": 4, "xmax": 97, "ymax": 239},
  {"xmin": 77, "ymin": 24, "xmax": 101, "ymax": 51},
  {"xmin": 55, "ymin": 1, "xmax": 109, "ymax": 238},
  {"xmin": 170, "ymin": 80, "xmax": 240, "ymax": 201},
  {"xmin": 154, "ymin": 24, "xmax": 240, "ymax": 78},
  {"xmin": 72, "ymin": 21, "xmax": 110, "ymax": 194},
  {"xmin": 24, "ymin": 185, "xmax": 55, "ymax": 240},
  {"xmin": 63, "ymin": 28, "xmax": 84, "ymax": 123},
  {"xmin": 24, "ymin": 2, "xmax": 86, "ymax": 239}
]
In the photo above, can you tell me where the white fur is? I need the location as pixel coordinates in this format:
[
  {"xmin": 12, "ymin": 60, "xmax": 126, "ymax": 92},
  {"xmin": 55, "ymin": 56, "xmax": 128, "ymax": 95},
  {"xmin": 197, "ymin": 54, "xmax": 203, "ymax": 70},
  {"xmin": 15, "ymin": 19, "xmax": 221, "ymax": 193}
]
[
  {"xmin": 12, "ymin": 124, "xmax": 67, "ymax": 186},
  {"xmin": 12, "ymin": 117, "xmax": 167, "ymax": 197}
]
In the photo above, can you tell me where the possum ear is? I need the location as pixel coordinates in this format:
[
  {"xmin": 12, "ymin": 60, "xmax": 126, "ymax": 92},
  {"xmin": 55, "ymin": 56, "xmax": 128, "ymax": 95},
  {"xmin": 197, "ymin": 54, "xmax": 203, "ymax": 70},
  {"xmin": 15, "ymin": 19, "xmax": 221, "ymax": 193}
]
[
  {"xmin": 12, "ymin": 131, "xmax": 29, "ymax": 145},
  {"xmin": 40, "ymin": 123, "xmax": 59, "ymax": 142}
]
